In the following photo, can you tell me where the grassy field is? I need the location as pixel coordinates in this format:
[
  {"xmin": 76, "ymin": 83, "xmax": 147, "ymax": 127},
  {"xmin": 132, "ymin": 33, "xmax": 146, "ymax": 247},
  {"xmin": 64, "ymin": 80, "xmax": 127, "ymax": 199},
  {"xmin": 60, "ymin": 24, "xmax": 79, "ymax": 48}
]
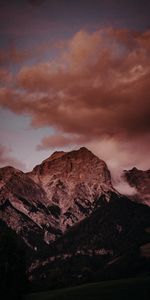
[{"xmin": 25, "ymin": 276, "xmax": 150, "ymax": 300}]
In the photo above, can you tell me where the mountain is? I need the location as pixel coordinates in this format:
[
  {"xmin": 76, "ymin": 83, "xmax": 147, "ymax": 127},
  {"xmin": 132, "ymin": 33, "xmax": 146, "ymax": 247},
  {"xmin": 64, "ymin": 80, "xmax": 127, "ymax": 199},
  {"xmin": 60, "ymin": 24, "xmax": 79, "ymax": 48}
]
[
  {"xmin": 123, "ymin": 167, "xmax": 150, "ymax": 206},
  {"xmin": 0, "ymin": 147, "xmax": 115, "ymax": 249},
  {"xmin": 0, "ymin": 147, "xmax": 150, "ymax": 292},
  {"xmin": 28, "ymin": 147, "xmax": 115, "ymax": 232}
]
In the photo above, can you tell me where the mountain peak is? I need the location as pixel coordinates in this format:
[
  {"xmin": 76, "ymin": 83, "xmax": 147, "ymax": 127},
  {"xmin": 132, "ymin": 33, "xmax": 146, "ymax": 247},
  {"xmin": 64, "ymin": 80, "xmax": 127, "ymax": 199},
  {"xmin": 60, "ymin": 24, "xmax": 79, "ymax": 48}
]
[
  {"xmin": 78, "ymin": 146, "xmax": 91, "ymax": 152},
  {"xmin": 124, "ymin": 167, "xmax": 150, "ymax": 176},
  {"xmin": 131, "ymin": 167, "xmax": 138, "ymax": 172},
  {"xmin": 31, "ymin": 147, "xmax": 110, "ymax": 180},
  {"xmin": 74, "ymin": 147, "xmax": 94, "ymax": 157},
  {"xmin": 63, "ymin": 147, "xmax": 96, "ymax": 159},
  {"xmin": 28, "ymin": 146, "xmax": 114, "ymax": 231},
  {"xmin": 45, "ymin": 151, "xmax": 66, "ymax": 162}
]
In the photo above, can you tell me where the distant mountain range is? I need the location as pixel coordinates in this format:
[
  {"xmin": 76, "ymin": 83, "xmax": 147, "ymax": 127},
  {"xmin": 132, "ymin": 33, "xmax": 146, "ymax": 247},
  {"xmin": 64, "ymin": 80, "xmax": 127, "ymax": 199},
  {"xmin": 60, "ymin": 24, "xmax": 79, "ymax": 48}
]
[{"xmin": 0, "ymin": 147, "xmax": 150, "ymax": 291}]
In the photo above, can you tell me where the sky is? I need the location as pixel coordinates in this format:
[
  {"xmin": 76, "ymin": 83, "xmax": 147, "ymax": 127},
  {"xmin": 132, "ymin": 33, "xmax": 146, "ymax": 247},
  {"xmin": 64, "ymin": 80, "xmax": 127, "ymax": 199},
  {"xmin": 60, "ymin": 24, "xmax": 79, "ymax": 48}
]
[{"xmin": 0, "ymin": 0, "xmax": 150, "ymax": 186}]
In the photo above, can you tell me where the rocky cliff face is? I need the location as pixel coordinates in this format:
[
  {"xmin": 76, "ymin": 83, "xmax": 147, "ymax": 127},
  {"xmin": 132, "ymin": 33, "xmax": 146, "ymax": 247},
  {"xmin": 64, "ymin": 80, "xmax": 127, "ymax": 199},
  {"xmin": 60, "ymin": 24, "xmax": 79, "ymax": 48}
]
[
  {"xmin": 123, "ymin": 167, "xmax": 150, "ymax": 206},
  {"xmin": 0, "ymin": 166, "xmax": 61, "ymax": 248},
  {"xmin": 0, "ymin": 147, "xmax": 116, "ymax": 248},
  {"xmin": 28, "ymin": 147, "xmax": 115, "ymax": 231}
]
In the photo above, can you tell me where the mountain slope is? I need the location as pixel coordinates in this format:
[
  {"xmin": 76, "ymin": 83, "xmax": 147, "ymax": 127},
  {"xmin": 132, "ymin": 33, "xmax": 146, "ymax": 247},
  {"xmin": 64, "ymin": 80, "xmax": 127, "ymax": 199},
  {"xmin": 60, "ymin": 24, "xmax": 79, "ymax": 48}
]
[
  {"xmin": 0, "ymin": 148, "xmax": 116, "ymax": 249},
  {"xmin": 30, "ymin": 192, "xmax": 150, "ymax": 288},
  {"xmin": 0, "ymin": 166, "xmax": 61, "ymax": 249}
]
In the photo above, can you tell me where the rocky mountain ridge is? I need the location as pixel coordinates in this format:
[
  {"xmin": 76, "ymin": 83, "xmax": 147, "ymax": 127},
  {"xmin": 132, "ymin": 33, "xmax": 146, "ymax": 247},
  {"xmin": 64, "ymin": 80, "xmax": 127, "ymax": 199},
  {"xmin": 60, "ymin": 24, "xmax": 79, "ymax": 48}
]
[
  {"xmin": 0, "ymin": 147, "xmax": 150, "ymax": 290},
  {"xmin": 0, "ymin": 147, "xmax": 116, "ymax": 248},
  {"xmin": 28, "ymin": 147, "xmax": 115, "ymax": 231}
]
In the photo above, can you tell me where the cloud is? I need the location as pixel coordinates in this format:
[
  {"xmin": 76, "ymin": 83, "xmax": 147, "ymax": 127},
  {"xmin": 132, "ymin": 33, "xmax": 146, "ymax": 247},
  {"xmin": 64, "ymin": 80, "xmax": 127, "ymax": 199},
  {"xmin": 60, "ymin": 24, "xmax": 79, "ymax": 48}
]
[
  {"xmin": 0, "ymin": 68, "xmax": 12, "ymax": 83},
  {"xmin": 37, "ymin": 135, "xmax": 73, "ymax": 150},
  {"xmin": 0, "ymin": 27, "xmax": 150, "ymax": 172},
  {"xmin": 113, "ymin": 177, "xmax": 137, "ymax": 196},
  {"xmin": 0, "ymin": 144, "xmax": 26, "ymax": 170},
  {"xmin": 36, "ymin": 133, "xmax": 89, "ymax": 150},
  {"xmin": 86, "ymin": 136, "xmax": 150, "ymax": 195},
  {"xmin": 87, "ymin": 135, "xmax": 150, "ymax": 173}
]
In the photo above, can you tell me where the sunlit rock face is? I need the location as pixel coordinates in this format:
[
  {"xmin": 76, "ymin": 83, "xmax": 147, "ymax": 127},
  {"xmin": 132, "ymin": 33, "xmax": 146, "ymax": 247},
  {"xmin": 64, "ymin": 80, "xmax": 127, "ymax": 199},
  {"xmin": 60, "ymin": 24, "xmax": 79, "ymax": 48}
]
[
  {"xmin": 0, "ymin": 147, "xmax": 149, "ymax": 252},
  {"xmin": 28, "ymin": 147, "xmax": 115, "ymax": 230},
  {"xmin": 0, "ymin": 148, "xmax": 115, "ymax": 248},
  {"xmin": 0, "ymin": 166, "xmax": 61, "ymax": 248},
  {"xmin": 123, "ymin": 167, "xmax": 150, "ymax": 206}
]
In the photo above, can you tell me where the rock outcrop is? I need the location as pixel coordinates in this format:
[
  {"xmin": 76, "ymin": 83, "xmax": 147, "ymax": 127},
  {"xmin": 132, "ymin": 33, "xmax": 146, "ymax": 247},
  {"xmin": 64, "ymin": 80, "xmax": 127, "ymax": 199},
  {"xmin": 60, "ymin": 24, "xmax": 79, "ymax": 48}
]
[{"xmin": 123, "ymin": 167, "xmax": 150, "ymax": 206}]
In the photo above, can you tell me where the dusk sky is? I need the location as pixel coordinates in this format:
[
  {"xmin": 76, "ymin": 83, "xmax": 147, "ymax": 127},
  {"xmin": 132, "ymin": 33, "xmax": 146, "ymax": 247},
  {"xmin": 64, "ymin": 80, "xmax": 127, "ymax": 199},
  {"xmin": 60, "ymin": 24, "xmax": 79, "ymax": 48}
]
[{"xmin": 0, "ymin": 0, "xmax": 150, "ymax": 178}]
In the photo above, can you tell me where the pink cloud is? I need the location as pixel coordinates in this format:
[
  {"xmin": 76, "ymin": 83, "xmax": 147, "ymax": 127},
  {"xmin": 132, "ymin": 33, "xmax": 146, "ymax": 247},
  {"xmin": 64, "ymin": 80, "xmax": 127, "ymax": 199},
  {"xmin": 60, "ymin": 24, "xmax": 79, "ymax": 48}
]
[
  {"xmin": 37, "ymin": 134, "xmax": 89, "ymax": 150},
  {"xmin": 0, "ymin": 27, "xmax": 150, "ymax": 172},
  {"xmin": 0, "ymin": 68, "xmax": 12, "ymax": 83},
  {"xmin": 37, "ymin": 135, "xmax": 73, "ymax": 150}
]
